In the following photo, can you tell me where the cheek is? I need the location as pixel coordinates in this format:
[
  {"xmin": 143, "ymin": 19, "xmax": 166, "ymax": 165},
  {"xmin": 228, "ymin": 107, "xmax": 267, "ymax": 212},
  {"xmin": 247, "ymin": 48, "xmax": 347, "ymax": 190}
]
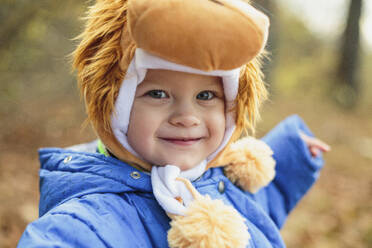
[
  {"xmin": 205, "ymin": 106, "xmax": 226, "ymax": 146},
  {"xmin": 127, "ymin": 104, "xmax": 159, "ymax": 153}
]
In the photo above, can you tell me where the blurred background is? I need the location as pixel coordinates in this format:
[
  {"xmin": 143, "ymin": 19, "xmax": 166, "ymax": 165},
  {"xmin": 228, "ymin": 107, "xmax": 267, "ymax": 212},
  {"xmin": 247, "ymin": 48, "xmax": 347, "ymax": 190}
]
[{"xmin": 0, "ymin": 0, "xmax": 371, "ymax": 247}]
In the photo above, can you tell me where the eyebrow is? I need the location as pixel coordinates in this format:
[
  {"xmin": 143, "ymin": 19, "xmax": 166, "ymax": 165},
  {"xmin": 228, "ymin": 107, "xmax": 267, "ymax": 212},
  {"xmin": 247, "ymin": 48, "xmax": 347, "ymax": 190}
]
[
  {"xmin": 205, "ymin": 81, "xmax": 223, "ymax": 87},
  {"xmin": 139, "ymin": 77, "xmax": 222, "ymax": 89},
  {"xmin": 138, "ymin": 78, "xmax": 163, "ymax": 85},
  {"xmin": 139, "ymin": 78, "xmax": 167, "ymax": 86},
  {"xmin": 203, "ymin": 81, "xmax": 224, "ymax": 91}
]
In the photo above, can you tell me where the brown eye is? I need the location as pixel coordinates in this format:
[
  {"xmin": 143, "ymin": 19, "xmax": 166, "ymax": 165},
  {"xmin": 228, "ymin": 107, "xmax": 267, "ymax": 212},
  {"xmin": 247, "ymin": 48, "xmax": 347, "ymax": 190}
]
[
  {"xmin": 197, "ymin": 91, "xmax": 215, "ymax": 100},
  {"xmin": 146, "ymin": 90, "xmax": 167, "ymax": 99}
]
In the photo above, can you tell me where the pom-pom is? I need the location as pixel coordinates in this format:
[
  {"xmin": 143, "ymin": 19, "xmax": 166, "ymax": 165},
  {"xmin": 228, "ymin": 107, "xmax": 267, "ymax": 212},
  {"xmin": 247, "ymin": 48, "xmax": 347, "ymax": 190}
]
[
  {"xmin": 218, "ymin": 137, "xmax": 276, "ymax": 193},
  {"xmin": 168, "ymin": 195, "xmax": 250, "ymax": 248}
]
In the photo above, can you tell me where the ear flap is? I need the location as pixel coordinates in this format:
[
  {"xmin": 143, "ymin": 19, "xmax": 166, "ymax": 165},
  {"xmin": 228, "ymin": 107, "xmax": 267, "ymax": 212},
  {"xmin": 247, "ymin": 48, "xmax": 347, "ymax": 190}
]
[
  {"xmin": 208, "ymin": 54, "xmax": 268, "ymax": 169},
  {"xmin": 208, "ymin": 54, "xmax": 274, "ymax": 191},
  {"xmin": 72, "ymin": 0, "xmax": 136, "ymax": 133},
  {"xmin": 72, "ymin": 0, "xmax": 151, "ymax": 169}
]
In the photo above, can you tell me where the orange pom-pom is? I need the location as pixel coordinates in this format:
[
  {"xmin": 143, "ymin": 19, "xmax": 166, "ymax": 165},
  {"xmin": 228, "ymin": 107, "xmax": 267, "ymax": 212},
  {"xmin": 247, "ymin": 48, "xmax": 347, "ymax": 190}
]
[
  {"xmin": 167, "ymin": 195, "xmax": 250, "ymax": 248},
  {"xmin": 218, "ymin": 137, "xmax": 276, "ymax": 193}
]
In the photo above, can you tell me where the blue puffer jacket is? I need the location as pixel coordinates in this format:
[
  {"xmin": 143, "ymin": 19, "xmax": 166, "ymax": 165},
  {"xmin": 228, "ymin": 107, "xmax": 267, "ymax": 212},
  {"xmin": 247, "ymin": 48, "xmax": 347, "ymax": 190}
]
[{"xmin": 18, "ymin": 115, "xmax": 324, "ymax": 248}]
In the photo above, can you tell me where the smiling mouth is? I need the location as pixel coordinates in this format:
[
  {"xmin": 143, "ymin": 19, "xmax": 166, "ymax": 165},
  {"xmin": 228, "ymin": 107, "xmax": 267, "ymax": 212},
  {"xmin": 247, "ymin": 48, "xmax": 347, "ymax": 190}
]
[{"xmin": 160, "ymin": 137, "xmax": 203, "ymax": 146}]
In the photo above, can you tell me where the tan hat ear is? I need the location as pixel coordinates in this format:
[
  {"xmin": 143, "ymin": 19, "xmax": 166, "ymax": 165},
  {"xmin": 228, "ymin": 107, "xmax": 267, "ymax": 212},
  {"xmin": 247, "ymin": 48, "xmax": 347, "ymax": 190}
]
[{"xmin": 128, "ymin": 0, "xmax": 269, "ymax": 71}]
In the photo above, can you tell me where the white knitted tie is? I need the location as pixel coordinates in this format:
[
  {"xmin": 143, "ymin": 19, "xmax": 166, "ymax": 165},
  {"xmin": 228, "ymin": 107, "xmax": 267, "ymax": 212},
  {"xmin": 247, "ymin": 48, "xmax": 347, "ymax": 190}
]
[{"xmin": 151, "ymin": 161, "xmax": 206, "ymax": 215}]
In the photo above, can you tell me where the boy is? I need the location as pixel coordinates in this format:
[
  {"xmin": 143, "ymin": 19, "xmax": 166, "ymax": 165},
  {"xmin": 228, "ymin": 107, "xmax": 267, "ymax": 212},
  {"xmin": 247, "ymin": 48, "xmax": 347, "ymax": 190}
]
[{"xmin": 18, "ymin": 0, "xmax": 329, "ymax": 247}]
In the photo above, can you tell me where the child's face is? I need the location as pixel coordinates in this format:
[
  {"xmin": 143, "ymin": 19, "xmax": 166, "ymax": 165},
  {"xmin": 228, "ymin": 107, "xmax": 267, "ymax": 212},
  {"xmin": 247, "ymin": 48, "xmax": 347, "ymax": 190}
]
[{"xmin": 127, "ymin": 69, "xmax": 226, "ymax": 170}]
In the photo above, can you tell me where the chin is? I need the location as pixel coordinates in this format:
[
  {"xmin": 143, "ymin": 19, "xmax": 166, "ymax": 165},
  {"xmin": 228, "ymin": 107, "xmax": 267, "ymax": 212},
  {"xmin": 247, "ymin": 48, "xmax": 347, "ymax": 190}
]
[
  {"xmin": 172, "ymin": 159, "xmax": 203, "ymax": 171},
  {"xmin": 152, "ymin": 154, "xmax": 205, "ymax": 171}
]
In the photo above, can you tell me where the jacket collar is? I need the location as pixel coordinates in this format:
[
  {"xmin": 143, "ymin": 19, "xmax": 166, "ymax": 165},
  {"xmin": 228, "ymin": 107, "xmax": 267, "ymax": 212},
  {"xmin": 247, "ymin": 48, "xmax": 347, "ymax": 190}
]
[{"xmin": 38, "ymin": 147, "xmax": 221, "ymax": 216}]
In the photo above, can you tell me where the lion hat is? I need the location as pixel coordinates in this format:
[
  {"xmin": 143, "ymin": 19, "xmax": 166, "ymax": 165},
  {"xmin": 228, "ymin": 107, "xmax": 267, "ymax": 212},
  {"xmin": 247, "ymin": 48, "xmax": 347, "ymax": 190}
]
[{"xmin": 73, "ymin": 0, "xmax": 276, "ymax": 247}]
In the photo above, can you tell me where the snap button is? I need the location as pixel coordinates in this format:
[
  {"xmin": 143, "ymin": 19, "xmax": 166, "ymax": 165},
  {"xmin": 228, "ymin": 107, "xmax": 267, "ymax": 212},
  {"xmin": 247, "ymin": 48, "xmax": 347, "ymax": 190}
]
[
  {"xmin": 218, "ymin": 181, "xmax": 225, "ymax": 193},
  {"xmin": 63, "ymin": 156, "xmax": 72, "ymax": 163},
  {"xmin": 130, "ymin": 171, "xmax": 141, "ymax": 179}
]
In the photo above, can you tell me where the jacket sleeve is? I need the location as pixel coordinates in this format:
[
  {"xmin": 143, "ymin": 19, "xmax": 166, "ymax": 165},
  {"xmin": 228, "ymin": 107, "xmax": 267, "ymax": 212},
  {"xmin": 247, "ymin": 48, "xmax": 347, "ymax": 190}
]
[
  {"xmin": 260, "ymin": 115, "xmax": 324, "ymax": 228},
  {"xmin": 17, "ymin": 213, "xmax": 107, "ymax": 248}
]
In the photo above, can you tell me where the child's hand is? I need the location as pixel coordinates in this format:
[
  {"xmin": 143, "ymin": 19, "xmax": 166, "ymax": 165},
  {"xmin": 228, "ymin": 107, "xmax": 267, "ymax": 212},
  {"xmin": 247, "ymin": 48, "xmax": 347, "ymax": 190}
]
[{"xmin": 299, "ymin": 131, "xmax": 331, "ymax": 157}]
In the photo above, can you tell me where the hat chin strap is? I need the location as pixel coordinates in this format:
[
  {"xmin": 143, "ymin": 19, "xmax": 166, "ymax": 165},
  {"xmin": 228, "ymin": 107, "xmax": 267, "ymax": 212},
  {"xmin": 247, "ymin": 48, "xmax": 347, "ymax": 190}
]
[{"xmin": 111, "ymin": 48, "xmax": 240, "ymax": 215}]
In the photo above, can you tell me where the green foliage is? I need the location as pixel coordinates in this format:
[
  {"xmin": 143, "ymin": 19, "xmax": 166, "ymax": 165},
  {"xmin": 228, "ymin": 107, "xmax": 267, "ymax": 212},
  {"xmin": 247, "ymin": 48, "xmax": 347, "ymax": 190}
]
[
  {"xmin": 0, "ymin": 0, "xmax": 86, "ymax": 116},
  {"xmin": 273, "ymin": 8, "xmax": 337, "ymax": 97},
  {"xmin": 272, "ymin": 4, "xmax": 372, "ymax": 110}
]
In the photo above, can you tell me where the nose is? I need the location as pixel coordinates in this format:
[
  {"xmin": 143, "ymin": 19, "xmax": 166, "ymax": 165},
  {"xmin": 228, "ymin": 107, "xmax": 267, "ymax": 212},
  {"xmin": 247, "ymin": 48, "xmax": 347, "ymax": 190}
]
[
  {"xmin": 169, "ymin": 114, "xmax": 201, "ymax": 127},
  {"xmin": 169, "ymin": 103, "xmax": 201, "ymax": 128}
]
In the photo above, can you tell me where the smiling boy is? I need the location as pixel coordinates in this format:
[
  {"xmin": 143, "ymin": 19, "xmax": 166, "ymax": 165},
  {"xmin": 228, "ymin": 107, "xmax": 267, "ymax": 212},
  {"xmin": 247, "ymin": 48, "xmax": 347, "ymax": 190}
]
[{"xmin": 18, "ymin": 0, "xmax": 329, "ymax": 247}]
